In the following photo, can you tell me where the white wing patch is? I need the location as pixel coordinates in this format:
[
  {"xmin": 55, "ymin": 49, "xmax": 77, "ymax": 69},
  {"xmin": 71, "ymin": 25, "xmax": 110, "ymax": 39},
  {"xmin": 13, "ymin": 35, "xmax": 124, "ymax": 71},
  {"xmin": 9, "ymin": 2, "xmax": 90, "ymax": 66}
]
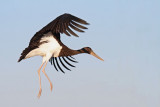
[{"xmin": 25, "ymin": 32, "xmax": 62, "ymax": 59}]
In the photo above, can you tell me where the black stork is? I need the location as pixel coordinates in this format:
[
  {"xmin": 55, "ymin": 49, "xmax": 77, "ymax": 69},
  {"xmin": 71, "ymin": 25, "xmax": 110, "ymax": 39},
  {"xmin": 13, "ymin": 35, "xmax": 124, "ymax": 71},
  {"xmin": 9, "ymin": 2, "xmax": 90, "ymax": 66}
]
[{"xmin": 18, "ymin": 13, "xmax": 104, "ymax": 98}]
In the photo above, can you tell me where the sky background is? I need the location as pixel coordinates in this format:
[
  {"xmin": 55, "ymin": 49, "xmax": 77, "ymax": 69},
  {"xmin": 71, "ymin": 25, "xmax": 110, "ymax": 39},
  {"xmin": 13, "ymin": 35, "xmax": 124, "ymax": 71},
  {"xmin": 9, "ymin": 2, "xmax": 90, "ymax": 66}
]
[{"xmin": 0, "ymin": 0, "xmax": 160, "ymax": 107}]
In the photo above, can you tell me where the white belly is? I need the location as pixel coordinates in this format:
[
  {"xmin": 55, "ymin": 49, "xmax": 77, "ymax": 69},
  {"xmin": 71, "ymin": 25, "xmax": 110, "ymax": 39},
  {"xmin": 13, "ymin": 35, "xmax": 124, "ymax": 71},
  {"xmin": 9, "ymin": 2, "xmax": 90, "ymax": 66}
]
[{"xmin": 25, "ymin": 32, "xmax": 62, "ymax": 59}]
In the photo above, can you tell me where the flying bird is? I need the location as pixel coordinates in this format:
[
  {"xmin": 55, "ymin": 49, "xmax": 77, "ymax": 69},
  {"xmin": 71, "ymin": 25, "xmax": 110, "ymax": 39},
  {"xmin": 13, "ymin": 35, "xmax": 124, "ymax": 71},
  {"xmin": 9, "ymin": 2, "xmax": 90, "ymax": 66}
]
[{"xmin": 18, "ymin": 13, "xmax": 104, "ymax": 98}]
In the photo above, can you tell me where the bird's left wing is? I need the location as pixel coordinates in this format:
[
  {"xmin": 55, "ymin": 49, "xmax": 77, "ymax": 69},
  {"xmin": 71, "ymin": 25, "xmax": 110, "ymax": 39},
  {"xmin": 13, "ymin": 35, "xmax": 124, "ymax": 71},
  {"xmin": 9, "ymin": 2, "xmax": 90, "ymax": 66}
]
[
  {"xmin": 29, "ymin": 13, "xmax": 89, "ymax": 45},
  {"xmin": 49, "ymin": 56, "xmax": 78, "ymax": 73}
]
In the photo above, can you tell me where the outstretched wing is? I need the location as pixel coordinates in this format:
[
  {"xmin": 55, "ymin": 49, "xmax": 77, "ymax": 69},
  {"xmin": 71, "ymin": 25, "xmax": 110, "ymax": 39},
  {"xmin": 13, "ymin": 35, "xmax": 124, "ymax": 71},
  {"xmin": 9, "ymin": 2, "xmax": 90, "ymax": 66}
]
[
  {"xmin": 49, "ymin": 56, "xmax": 78, "ymax": 73},
  {"xmin": 40, "ymin": 13, "xmax": 89, "ymax": 36},
  {"xmin": 29, "ymin": 13, "xmax": 89, "ymax": 46}
]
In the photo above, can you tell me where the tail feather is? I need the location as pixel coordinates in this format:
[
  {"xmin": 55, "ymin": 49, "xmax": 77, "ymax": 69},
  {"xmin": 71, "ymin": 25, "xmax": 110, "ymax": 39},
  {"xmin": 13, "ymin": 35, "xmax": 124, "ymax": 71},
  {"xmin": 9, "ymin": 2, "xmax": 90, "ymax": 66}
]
[{"xmin": 18, "ymin": 46, "xmax": 36, "ymax": 62}]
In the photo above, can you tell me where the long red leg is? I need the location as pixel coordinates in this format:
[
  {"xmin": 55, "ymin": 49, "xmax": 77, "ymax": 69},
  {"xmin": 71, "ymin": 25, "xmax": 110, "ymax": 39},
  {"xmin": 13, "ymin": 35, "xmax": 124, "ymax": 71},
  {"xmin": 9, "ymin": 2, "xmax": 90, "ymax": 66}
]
[
  {"xmin": 37, "ymin": 62, "xmax": 45, "ymax": 98},
  {"xmin": 42, "ymin": 62, "xmax": 53, "ymax": 92}
]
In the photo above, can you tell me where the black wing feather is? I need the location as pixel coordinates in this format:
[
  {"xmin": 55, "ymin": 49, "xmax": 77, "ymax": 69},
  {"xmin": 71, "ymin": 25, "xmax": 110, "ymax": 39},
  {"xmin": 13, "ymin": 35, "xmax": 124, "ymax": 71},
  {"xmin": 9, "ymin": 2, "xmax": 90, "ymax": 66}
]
[
  {"xmin": 66, "ymin": 56, "xmax": 78, "ymax": 63},
  {"xmin": 55, "ymin": 57, "xmax": 65, "ymax": 73},
  {"xmin": 66, "ymin": 26, "xmax": 79, "ymax": 37},
  {"xmin": 29, "ymin": 13, "xmax": 89, "ymax": 45},
  {"xmin": 62, "ymin": 57, "xmax": 76, "ymax": 67},
  {"xmin": 49, "ymin": 57, "xmax": 78, "ymax": 73},
  {"xmin": 71, "ymin": 21, "xmax": 88, "ymax": 29},
  {"xmin": 69, "ymin": 56, "xmax": 76, "ymax": 59},
  {"xmin": 59, "ymin": 57, "xmax": 71, "ymax": 71},
  {"xmin": 50, "ymin": 57, "xmax": 59, "ymax": 71},
  {"xmin": 69, "ymin": 23, "xmax": 84, "ymax": 32}
]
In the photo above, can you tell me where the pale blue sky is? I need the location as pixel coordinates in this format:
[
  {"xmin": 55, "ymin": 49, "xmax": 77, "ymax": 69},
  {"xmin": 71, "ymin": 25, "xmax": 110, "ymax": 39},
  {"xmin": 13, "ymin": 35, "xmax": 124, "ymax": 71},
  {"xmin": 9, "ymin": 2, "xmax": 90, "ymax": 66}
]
[{"xmin": 0, "ymin": 0, "xmax": 160, "ymax": 107}]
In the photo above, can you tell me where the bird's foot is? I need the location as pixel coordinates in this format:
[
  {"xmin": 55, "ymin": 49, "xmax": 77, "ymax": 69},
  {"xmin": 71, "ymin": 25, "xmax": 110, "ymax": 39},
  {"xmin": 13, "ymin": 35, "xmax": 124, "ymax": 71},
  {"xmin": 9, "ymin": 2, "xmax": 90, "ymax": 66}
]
[{"xmin": 37, "ymin": 89, "xmax": 42, "ymax": 98}]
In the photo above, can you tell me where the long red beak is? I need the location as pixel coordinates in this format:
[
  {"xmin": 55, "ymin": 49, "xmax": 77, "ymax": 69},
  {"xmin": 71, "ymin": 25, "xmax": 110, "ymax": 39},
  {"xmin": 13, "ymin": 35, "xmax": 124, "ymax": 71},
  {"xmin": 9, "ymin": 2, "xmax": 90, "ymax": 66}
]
[{"xmin": 90, "ymin": 51, "xmax": 104, "ymax": 61}]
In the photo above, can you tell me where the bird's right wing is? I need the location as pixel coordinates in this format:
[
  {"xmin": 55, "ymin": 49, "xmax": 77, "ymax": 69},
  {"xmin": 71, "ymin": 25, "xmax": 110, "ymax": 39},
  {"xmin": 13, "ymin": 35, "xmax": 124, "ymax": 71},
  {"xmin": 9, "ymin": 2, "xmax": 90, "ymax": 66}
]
[
  {"xmin": 40, "ymin": 13, "xmax": 89, "ymax": 37},
  {"xmin": 29, "ymin": 13, "xmax": 89, "ymax": 46}
]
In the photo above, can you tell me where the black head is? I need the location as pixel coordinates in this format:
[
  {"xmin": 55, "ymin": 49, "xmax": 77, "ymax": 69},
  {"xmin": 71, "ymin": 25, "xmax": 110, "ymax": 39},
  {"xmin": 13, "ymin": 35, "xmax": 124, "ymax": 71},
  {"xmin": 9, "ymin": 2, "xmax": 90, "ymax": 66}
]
[
  {"xmin": 82, "ymin": 47, "xmax": 104, "ymax": 61},
  {"xmin": 82, "ymin": 47, "xmax": 92, "ymax": 54}
]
